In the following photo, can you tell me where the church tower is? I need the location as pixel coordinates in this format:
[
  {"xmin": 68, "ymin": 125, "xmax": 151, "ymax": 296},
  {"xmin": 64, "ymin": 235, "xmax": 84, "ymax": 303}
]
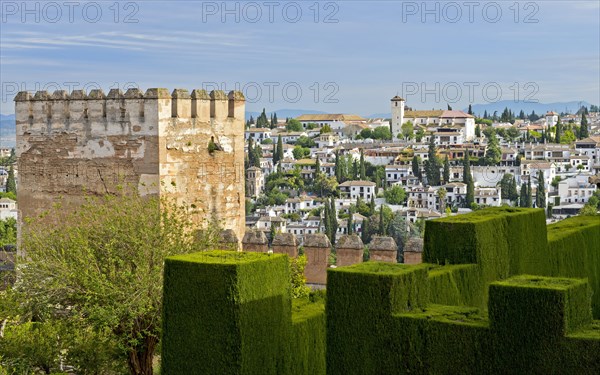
[{"xmin": 390, "ymin": 96, "xmax": 405, "ymax": 139}]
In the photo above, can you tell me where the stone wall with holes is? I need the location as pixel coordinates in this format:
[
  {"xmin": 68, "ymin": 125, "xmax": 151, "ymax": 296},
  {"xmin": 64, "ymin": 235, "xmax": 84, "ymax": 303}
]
[{"xmin": 15, "ymin": 88, "xmax": 246, "ymax": 240}]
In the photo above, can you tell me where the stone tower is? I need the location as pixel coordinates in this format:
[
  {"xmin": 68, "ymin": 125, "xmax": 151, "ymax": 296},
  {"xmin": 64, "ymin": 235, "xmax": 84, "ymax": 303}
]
[
  {"xmin": 390, "ymin": 95, "xmax": 405, "ymax": 139},
  {"xmin": 14, "ymin": 88, "xmax": 246, "ymax": 241},
  {"xmin": 246, "ymin": 166, "xmax": 263, "ymax": 198}
]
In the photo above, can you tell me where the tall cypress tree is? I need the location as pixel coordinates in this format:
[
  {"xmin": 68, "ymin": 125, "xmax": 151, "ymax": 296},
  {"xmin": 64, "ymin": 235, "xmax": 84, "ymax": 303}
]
[
  {"xmin": 347, "ymin": 212, "xmax": 354, "ymax": 235},
  {"xmin": 580, "ymin": 113, "xmax": 589, "ymax": 139},
  {"xmin": 359, "ymin": 150, "xmax": 366, "ymax": 180},
  {"xmin": 555, "ymin": 119, "xmax": 562, "ymax": 144},
  {"xmin": 443, "ymin": 155, "xmax": 450, "ymax": 184},
  {"xmin": 273, "ymin": 113, "xmax": 278, "ymax": 127},
  {"xmin": 425, "ymin": 135, "xmax": 441, "ymax": 185},
  {"xmin": 510, "ymin": 176, "xmax": 518, "ymax": 204},
  {"xmin": 361, "ymin": 218, "xmax": 370, "ymax": 244},
  {"xmin": 378, "ymin": 205, "xmax": 385, "ymax": 235},
  {"xmin": 519, "ymin": 183, "xmax": 527, "ymax": 207},
  {"xmin": 463, "ymin": 151, "xmax": 474, "ymax": 206},
  {"xmin": 330, "ymin": 198, "xmax": 338, "ymax": 245},
  {"xmin": 5, "ymin": 166, "xmax": 16, "ymax": 195},
  {"xmin": 334, "ymin": 151, "xmax": 342, "ymax": 183},
  {"xmin": 527, "ymin": 177, "xmax": 533, "ymax": 208},
  {"xmin": 468, "ymin": 104, "xmax": 473, "ymax": 115},
  {"xmin": 536, "ymin": 170, "xmax": 546, "ymax": 208},
  {"xmin": 412, "ymin": 156, "xmax": 421, "ymax": 180},
  {"xmin": 315, "ymin": 157, "xmax": 321, "ymax": 178}
]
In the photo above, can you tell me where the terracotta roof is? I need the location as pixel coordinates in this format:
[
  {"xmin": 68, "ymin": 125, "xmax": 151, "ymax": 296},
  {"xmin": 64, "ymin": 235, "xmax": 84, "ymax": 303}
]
[
  {"xmin": 296, "ymin": 114, "xmax": 366, "ymax": 122},
  {"xmin": 339, "ymin": 180, "xmax": 376, "ymax": 187},
  {"xmin": 440, "ymin": 110, "xmax": 474, "ymax": 119},
  {"xmin": 404, "ymin": 110, "xmax": 444, "ymax": 118}
]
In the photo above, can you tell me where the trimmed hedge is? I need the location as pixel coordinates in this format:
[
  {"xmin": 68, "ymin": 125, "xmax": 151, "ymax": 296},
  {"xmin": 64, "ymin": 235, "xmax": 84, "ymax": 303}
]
[
  {"xmin": 289, "ymin": 296, "xmax": 326, "ymax": 375},
  {"xmin": 162, "ymin": 251, "xmax": 292, "ymax": 374},
  {"xmin": 488, "ymin": 275, "xmax": 597, "ymax": 373},
  {"xmin": 424, "ymin": 207, "xmax": 549, "ymax": 308},
  {"xmin": 326, "ymin": 262, "xmax": 429, "ymax": 374},
  {"xmin": 547, "ymin": 215, "xmax": 600, "ymax": 318},
  {"xmin": 427, "ymin": 264, "xmax": 483, "ymax": 308}
]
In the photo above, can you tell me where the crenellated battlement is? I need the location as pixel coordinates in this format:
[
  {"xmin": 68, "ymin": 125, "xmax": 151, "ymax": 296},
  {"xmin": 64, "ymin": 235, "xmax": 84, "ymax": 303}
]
[{"xmin": 14, "ymin": 88, "xmax": 245, "ymax": 131}]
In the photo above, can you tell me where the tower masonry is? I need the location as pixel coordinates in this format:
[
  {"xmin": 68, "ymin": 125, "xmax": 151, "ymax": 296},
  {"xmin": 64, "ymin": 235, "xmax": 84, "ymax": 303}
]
[{"xmin": 15, "ymin": 88, "xmax": 246, "ymax": 241}]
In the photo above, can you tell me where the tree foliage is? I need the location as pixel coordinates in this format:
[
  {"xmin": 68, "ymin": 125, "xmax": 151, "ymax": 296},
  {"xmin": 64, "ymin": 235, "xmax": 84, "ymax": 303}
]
[{"xmin": 10, "ymin": 193, "xmax": 220, "ymax": 375}]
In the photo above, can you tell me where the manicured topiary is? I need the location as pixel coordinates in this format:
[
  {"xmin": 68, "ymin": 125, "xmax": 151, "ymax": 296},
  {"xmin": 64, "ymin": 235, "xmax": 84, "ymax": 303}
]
[
  {"xmin": 424, "ymin": 207, "xmax": 550, "ymax": 307},
  {"xmin": 547, "ymin": 215, "xmax": 600, "ymax": 318},
  {"xmin": 326, "ymin": 262, "xmax": 429, "ymax": 374},
  {"xmin": 427, "ymin": 264, "xmax": 483, "ymax": 307},
  {"xmin": 162, "ymin": 251, "xmax": 291, "ymax": 374}
]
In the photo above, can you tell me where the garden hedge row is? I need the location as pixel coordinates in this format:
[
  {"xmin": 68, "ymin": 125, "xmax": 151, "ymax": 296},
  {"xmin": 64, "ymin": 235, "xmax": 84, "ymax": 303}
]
[
  {"xmin": 427, "ymin": 264, "xmax": 483, "ymax": 308},
  {"xmin": 547, "ymin": 215, "xmax": 600, "ymax": 318},
  {"xmin": 162, "ymin": 251, "xmax": 325, "ymax": 375}
]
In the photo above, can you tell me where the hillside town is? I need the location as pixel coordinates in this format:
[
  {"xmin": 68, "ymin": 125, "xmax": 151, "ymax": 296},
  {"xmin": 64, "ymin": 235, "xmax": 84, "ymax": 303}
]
[{"xmin": 244, "ymin": 98, "xmax": 600, "ymax": 261}]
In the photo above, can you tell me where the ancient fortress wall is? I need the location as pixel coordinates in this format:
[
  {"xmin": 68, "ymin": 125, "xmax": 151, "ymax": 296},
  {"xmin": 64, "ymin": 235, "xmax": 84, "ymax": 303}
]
[{"xmin": 15, "ymin": 88, "xmax": 246, "ymax": 240}]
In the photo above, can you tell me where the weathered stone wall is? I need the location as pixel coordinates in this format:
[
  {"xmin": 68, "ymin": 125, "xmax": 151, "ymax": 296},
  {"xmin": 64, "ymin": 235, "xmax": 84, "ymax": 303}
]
[{"xmin": 15, "ymin": 88, "xmax": 246, "ymax": 241}]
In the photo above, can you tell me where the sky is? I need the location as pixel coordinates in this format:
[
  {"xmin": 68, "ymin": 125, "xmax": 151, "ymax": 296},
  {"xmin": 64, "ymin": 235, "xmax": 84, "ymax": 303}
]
[{"xmin": 1, "ymin": 0, "xmax": 599, "ymax": 115}]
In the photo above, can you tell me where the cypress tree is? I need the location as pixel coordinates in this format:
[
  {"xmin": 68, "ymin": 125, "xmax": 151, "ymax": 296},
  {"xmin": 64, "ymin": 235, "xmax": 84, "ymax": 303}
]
[
  {"xmin": 425, "ymin": 135, "xmax": 441, "ymax": 185},
  {"xmin": 510, "ymin": 176, "xmax": 518, "ymax": 204},
  {"xmin": 519, "ymin": 183, "xmax": 528, "ymax": 207},
  {"xmin": 378, "ymin": 205, "xmax": 385, "ymax": 235},
  {"xmin": 334, "ymin": 151, "xmax": 342, "ymax": 182},
  {"xmin": 536, "ymin": 170, "xmax": 546, "ymax": 208},
  {"xmin": 463, "ymin": 151, "xmax": 474, "ymax": 206},
  {"xmin": 527, "ymin": 177, "xmax": 533, "ymax": 207},
  {"xmin": 443, "ymin": 155, "xmax": 450, "ymax": 184},
  {"xmin": 370, "ymin": 195, "xmax": 376, "ymax": 216},
  {"xmin": 361, "ymin": 218, "xmax": 369, "ymax": 244},
  {"xmin": 475, "ymin": 124, "xmax": 481, "ymax": 138},
  {"xmin": 273, "ymin": 113, "xmax": 278, "ymax": 127},
  {"xmin": 468, "ymin": 104, "xmax": 473, "ymax": 115},
  {"xmin": 352, "ymin": 160, "xmax": 358, "ymax": 180},
  {"xmin": 412, "ymin": 156, "xmax": 421, "ymax": 180},
  {"xmin": 580, "ymin": 113, "xmax": 589, "ymax": 139},
  {"xmin": 277, "ymin": 135, "xmax": 284, "ymax": 163},
  {"xmin": 330, "ymin": 198, "xmax": 338, "ymax": 245},
  {"xmin": 315, "ymin": 157, "xmax": 321, "ymax": 178},
  {"xmin": 462, "ymin": 151, "xmax": 471, "ymax": 184},
  {"xmin": 359, "ymin": 150, "xmax": 366, "ymax": 180},
  {"xmin": 555, "ymin": 119, "xmax": 562, "ymax": 144},
  {"xmin": 5, "ymin": 166, "xmax": 16, "ymax": 195},
  {"xmin": 347, "ymin": 212, "xmax": 353, "ymax": 235}
]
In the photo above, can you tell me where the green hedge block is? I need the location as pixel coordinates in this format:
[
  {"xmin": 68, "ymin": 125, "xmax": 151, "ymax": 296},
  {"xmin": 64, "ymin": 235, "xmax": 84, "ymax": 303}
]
[
  {"xmin": 289, "ymin": 298, "xmax": 326, "ymax": 375},
  {"xmin": 428, "ymin": 264, "xmax": 483, "ymax": 308},
  {"xmin": 547, "ymin": 215, "xmax": 600, "ymax": 318},
  {"xmin": 489, "ymin": 275, "xmax": 594, "ymax": 372},
  {"xmin": 394, "ymin": 305, "xmax": 490, "ymax": 374},
  {"xmin": 162, "ymin": 251, "xmax": 291, "ymax": 375},
  {"xmin": 424, "ymin": 208, "xmax": 549, "ymax": 306},
  {"xmin": 326, "ymin": 262, "xmax": 429, "ymax": 374}
]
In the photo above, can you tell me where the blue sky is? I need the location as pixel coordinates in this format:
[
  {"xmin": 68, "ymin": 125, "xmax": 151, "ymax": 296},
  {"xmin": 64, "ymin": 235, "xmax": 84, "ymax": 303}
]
[{"xmin": 1, "ymin": 0, "xmax": 599, "ymax": 115}]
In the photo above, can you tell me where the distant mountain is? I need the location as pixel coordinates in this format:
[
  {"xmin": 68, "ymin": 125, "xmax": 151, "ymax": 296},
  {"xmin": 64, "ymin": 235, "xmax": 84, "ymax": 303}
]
[
  {"xmin": 245, "ymin": 108, "xmax": 327, "ymax": 120},
  {"xmin": 468, "ymin": 101, "xmax": 593, "ymax": 117}
]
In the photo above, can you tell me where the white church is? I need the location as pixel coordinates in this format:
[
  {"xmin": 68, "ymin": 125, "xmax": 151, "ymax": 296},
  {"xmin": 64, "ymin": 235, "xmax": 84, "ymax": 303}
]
[{"xmin": 391, "ymin": 96, "xmax": 476, "ymax": 144}]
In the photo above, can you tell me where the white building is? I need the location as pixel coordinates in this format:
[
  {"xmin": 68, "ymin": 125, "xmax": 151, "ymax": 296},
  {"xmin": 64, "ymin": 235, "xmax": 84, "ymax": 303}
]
[
  {"xmin": 0, "ymin": 198, "xmax": 18, "ymax": 220},
  {"xmin": 245, "ymin": 128, "xmax": 272, "ymax": 142},
  {"xmin": 557, "ymin": 175, "xmax": 597, "ymax": 204},
  {"xmin": 339, "ymin": 180, "xmax": 376, "ymax": 200}
]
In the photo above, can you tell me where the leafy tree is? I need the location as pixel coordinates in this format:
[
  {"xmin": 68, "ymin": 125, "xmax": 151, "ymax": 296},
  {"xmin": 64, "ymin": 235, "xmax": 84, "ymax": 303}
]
[
  {"xmin": 415, "ymin": 128, "xmax": 425, "ymax": 142},
  {"xmin": 359, "ymin": 128, "xmax": 373, "ymax": 139},
  {"xmin": 505, "ymin": 127, "xmax": 520, "ymax": 142},
  {"xmin": 372, "ymin": 126, "xmax": 392, "ymax": 140},
  {"xmin": 560, "ymin": 130, "xmax": 576, "ymax": 144},
  {"xmin": 313, "ymin": 173, "xmax": 338, "ymax": 197},
  {"xmin": 296, "ymin": 135, "xmax": 316, "ymax": 148},
  {"xmin": 412, "ymin": 156, "xmax": 421, "ymax": 180},
  {"xmin": 320, "ymin": 124, "xmax": 332, "ymax": 134},
  {"xmin": 384, "ymin": 185, "xmax": 406, "ymax": 205},
  {"xmin": 443, "ymin": 155, "xmax": 450, "ymax": 184},
  {"xmin": 292, "ymin": 146, "xmax": 310, "ymax": 160},
  {"xmin": 12, "ymin": 194, "xmax": 220, "ymax": 375},
  {"xmin": 425, "ymin": 135, "xmax": 441, "ymax": 186},
  {"xmin": 286, "ymin": 119, "xmax": 303, "ymax": 132},
  {"xmin": 0, "ymin": 217, "xmax": 17, "ymax": 246},
  {"xmin": 401, "ymin": 121, "xmax": 414, "ymax": 140},
  {"xmin": 536, "ymin": 170, "xmax": 546, "ymax": 208},
  {"xmin": 5, "ymin": 166, "xmax": 16, "ymax": 195}
]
